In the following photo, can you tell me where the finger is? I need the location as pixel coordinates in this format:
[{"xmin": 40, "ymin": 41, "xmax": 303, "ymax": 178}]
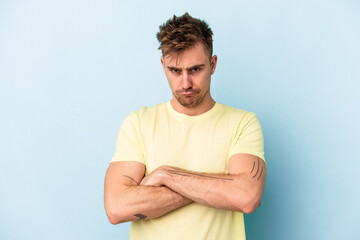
[{"xmin": 139, "ymin": 177, "xmax": 148, "ymax": 186}]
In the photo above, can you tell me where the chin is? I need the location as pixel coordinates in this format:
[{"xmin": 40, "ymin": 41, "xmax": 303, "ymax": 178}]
[{"xmin": 177, "ymin": 96, "xmax": 203, "ymax": 108}]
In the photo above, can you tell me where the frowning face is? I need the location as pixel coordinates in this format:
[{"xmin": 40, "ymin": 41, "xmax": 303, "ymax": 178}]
[{"xmin": 161, "ymin": 43, "xmax": 217, "ymax": 109}]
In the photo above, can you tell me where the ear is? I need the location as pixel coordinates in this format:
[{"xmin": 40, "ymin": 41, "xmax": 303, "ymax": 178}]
[
  {"xmin": 210, "ymin": 55, "xmax": 218, "ymax": 75},
  {"xmin": 161, "ymin": 57, "xmax": 165, "ymax": 71}
]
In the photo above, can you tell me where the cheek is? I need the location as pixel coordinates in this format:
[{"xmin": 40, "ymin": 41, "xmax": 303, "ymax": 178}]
[
  {"xmin": 166, "ymin": 76, "xmax": 178, "ymax": 91},
  {"xmin": 198, "ymin": 74, "xmax": 211, "ymax": 88}
]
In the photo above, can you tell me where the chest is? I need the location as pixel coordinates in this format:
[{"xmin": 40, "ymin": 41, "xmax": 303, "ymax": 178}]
[{"xmin": 141, "ymin": 118, "xmax": 235, "ymax": 174}]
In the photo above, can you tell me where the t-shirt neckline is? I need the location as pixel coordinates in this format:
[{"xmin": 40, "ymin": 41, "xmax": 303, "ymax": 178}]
[{"xmin": 166, "ymin": 101, "xmax": 220, "ymax": 120}]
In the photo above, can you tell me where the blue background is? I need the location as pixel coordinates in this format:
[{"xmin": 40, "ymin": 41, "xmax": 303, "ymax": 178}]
[{"xmin": 1, "ymin": 0, "xmax": 359, "ymax": 239}]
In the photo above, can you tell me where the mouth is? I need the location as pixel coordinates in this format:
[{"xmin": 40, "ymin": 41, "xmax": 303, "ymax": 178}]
[
  {"xmin": 177, "ymin": 89, "xmax": 200, "ymax": 96},
  {"xmin": 180, "ymin": 92, "xmax": 197, "ymax": 96}
]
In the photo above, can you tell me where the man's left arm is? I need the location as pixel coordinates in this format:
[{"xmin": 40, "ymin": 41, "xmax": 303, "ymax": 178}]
[{"xmin": 140, "ymin": 153, "xmax": 266, "ymax": 214}]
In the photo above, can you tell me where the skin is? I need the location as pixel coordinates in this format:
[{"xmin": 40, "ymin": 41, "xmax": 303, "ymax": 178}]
[
  {"xmin": 104, "ymin": 161, "xmax": 191, "ymax": 224},
  {"xmin": 104, "ymin": 43, "xmax": 266, "ymax": 224},
  {"xmin": 161, "ymin": 43, "xmax": 217, "ymax": 116},
  {"xmin": 140, "ymin": 154, "xmax": 266, "ymax": 212}
]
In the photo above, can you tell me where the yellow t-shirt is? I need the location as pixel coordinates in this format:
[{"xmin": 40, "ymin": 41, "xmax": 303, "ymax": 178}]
[{"xmin": 111, "ymin": 102, "xmax": 265, "ymax": 240}]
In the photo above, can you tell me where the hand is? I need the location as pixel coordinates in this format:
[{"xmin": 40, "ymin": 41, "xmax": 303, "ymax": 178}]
[{"xmin": 140, "ymin": 166, "xmax": 171, "ymax": 187}]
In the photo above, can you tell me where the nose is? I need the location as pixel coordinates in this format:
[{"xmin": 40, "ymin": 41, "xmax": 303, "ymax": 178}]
[{"xmin": 181, "ymin": 72, "xmax": 192, "ymax": 90}]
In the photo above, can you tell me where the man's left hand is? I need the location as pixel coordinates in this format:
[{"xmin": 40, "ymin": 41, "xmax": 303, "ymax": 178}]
[{"xmin": 140, "ymin": 166, "xmax": 171, "ymax": 187}]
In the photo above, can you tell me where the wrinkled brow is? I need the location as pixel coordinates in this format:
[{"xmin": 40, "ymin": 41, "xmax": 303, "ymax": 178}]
[{"xmin": 166, "ymin": 64, "xmax": 205, "ymax": 71}]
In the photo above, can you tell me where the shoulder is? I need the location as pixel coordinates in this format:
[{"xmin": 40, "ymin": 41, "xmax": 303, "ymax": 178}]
[
  {"xmin": 217, "ymin": 103, "xmax": 258, "ymax": 122},
  {"xmin": 132, "ymin": 102, "xmax": 167, "ymax": 117},
  {"xmin": 123, "ymin": 102, "xmax": 167, "ymax": 124}
]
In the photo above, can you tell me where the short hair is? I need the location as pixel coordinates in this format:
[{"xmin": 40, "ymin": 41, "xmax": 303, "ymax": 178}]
[{"xmin": 156, "ymin": 13, "xmax": 213, "ymax": 58}]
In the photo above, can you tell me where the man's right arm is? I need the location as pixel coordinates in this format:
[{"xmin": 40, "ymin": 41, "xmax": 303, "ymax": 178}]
[{"xmin": 104, "ymin": 161, "xmax": 192, "ymax": 224}]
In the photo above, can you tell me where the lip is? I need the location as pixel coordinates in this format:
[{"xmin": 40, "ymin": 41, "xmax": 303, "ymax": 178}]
[{"xmin": 180, "ymin": 92, "xmax": 197, "ymax": 96}]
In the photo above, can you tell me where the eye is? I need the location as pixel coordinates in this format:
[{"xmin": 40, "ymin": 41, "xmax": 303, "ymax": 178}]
[
  {"xmin": 171, "ymin": 68, "xmax": 180, "ymax": 73},
  {"xmin": 190, "ymin": 67, "xmax": 200, "ymax": 73}
]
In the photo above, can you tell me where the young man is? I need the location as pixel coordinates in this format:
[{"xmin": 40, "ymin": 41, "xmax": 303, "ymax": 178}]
[{"xmin": 104, "ymin": 13, "xmax": 266, "ymax": 240}]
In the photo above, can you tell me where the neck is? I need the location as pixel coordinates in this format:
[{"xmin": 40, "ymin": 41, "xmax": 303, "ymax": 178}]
[{"xmin": 170, "ymin": 94, "xmax": 216, "ymax": 116}]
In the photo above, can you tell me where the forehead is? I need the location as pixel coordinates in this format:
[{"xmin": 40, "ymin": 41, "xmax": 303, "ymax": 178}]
[{"xmin": 164, "ymin": 43, "xmax": 210, "ymax": 68}]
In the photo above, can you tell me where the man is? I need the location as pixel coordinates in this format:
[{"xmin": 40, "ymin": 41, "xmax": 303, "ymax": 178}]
[{"xmin": 104, "ymin": 13, "xmax": 266, "ymax": 240}]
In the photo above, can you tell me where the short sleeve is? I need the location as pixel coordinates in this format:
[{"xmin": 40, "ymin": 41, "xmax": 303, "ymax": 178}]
[
  {"xmin": 228, "ymin": 112, "xmax": 265, "ymax": 162},
  {"xmin": 111, "ymin": 112, "xmax": 145, "ymax": 164}
]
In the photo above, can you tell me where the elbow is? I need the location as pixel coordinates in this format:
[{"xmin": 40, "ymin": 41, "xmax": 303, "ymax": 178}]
[
  {"xmin": 106, "ymin": 206, "xmax": 122, "ymax": 225},
  {"xmin": 233, "ymin": 193, "xmax": 261, "ymax": 214},
  {"xmin": 105, "ymin": 201, "xmax": 129, "ymax": 225},
  {"xmin": 108, "ymin": 216, "xmax": 119, "ymax": 225},
  {"xmin": 107, "ymin": 212, "xmax": 121, "ymax": 225},
  {"xmin": 241, "ymin": 203, "xmax": 258, "ymax": 214}
]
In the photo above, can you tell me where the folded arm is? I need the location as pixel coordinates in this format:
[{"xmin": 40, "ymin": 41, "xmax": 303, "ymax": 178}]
[
  {"xmin": 141, "ymin": 153, "xmax": 266, "ymax": 214},
  {"xmin": 104, "ymin": 161, "xmax": 192, "ymax": 224}
]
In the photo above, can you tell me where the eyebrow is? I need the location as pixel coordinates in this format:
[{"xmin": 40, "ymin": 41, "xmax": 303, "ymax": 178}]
[{"xmin": 166, "ymin": 64, "xmax": 205, "ymax": 71}]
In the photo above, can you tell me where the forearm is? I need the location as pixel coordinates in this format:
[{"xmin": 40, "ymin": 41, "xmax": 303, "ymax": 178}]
[
  {"xmin": 142, "ymin": 166, "xmax": 265, "ymax": 214},
  {"xmin": 105, "ymin": 184, "xmax": 191, "ymax": 224},
  {"xmin": 166, "ymin": 169, "xmax": 261, "ymax": 213}
]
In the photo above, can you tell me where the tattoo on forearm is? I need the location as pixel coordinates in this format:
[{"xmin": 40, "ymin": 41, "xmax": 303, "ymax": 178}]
[
  {"xmin": 251, "ymin": 157, "xmax": 263, "ymax": 180},
  {"xmin": 123, "ymin": 175, "xmax": 139, "ymax": 185},
  {"xmin": 168, "ymin": 170, "xmax": 234, "ymax": 181},
  {"xmin": 134, "ymin": 213, "xmax": 147, "ymax": 220}
]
